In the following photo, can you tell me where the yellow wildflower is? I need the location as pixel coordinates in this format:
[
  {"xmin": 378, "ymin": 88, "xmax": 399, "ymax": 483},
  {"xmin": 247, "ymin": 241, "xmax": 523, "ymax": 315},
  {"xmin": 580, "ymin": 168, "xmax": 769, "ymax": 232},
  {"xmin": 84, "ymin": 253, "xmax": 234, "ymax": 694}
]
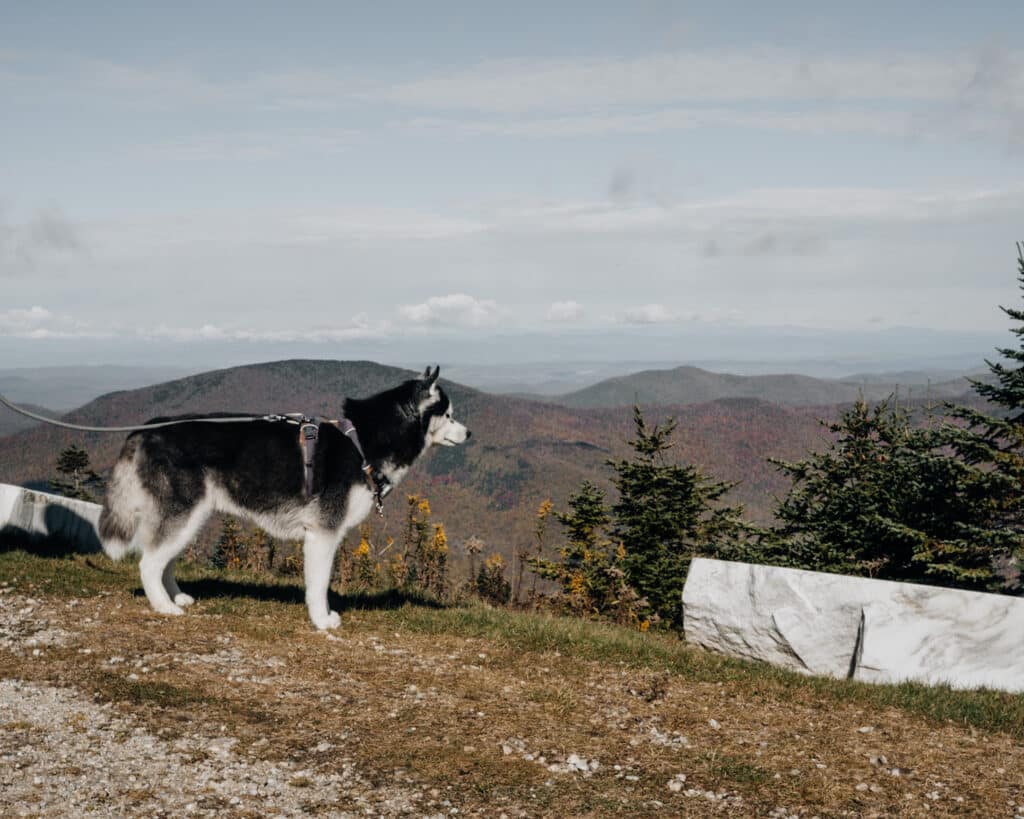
[
  {"xmin": 418, "ymin": 498, "xmax": 432, "ymax": 516},
  {"xmin": 432, "ymin": 523, "xmax": 448, "ymax": 554},
  {"xmin": 639, "ymin": 619, "xmax": 650, "ymax": 632}
]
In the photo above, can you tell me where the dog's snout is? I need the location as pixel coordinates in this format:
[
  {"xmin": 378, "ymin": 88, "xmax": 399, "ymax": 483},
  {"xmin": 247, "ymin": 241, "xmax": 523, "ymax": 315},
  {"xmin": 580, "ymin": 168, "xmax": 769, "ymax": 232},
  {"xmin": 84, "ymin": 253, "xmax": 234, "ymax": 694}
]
[{"xmin": 465, "ymin": 429, "xmax": 472, "ymax": 439}]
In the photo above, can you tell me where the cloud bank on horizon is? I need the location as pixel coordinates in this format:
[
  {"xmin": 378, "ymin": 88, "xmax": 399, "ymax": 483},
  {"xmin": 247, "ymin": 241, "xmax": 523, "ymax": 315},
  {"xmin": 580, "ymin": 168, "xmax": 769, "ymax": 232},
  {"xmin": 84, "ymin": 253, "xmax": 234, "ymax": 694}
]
[{"xmin": 1, "ymin": 2, "xmax": 1022, "ymax": 366}]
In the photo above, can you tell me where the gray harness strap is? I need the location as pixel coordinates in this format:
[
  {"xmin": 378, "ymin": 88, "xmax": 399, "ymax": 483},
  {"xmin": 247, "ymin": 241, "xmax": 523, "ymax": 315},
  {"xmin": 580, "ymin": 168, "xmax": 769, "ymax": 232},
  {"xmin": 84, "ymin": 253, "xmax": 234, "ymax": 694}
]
[
  {"xmin": 297, "ymin": 416, "xmax": 389, "ymax": 516},
  {"xmin": 299, "ymin": 421, "xmax": 321, "ymax": 498}
]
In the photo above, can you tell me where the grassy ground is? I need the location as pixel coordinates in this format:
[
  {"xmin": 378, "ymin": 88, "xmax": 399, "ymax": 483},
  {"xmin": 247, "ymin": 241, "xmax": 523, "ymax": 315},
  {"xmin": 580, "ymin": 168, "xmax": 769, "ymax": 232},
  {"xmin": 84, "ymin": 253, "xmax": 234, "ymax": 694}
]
[{"xmin": 2, "ymin": 545, "xmax": 1023, "ymax": 817}]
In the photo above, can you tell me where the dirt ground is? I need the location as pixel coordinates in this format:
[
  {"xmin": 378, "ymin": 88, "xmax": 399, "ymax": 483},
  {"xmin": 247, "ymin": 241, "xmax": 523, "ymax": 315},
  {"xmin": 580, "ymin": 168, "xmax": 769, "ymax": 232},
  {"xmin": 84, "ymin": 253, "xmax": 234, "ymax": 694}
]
[{"xmin": 1, "ymin": 556, "xmax": 1023, "ymax": 818}]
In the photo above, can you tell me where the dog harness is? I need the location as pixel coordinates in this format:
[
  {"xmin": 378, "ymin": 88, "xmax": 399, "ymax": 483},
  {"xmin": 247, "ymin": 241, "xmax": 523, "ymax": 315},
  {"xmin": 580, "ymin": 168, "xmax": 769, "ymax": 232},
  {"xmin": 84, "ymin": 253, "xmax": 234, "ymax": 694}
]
[{"xmin": 291, "ymin": 415, "xmax": 391, "ymax": 515}]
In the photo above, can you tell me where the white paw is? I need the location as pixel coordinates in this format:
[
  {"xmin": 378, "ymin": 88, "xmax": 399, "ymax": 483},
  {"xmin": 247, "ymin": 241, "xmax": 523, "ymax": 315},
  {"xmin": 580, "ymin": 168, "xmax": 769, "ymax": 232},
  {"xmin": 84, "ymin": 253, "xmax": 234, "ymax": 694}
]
[
  {"xmin": 174, "ymin": 593, "xmax": 195, "ymax": 607},
  {"xmin": 153, "ymin": 603, "xmax": 184, "ymax": 616},
  {"xmin": 312, "ymin": 610, "xmax": 342, "ymax": 630}
]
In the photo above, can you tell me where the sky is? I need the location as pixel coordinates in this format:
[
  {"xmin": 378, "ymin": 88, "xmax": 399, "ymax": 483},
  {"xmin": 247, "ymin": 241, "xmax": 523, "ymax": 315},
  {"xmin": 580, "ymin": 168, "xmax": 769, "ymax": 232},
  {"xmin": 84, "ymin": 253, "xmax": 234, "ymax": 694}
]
[{"xmin": 2, "ymin": 1, "xmax": 1023, "ymax": 373}]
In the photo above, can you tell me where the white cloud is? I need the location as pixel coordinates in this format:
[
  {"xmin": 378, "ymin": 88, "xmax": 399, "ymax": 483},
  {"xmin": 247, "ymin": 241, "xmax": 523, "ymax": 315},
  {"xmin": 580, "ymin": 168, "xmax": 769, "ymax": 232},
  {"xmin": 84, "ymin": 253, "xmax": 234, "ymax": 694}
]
[
  {"xmin": 404, "ymin": 106, "xmax": 910, "ymax": 140},
  {"xmin": 545, "ymin": 300, "xmax": 585, "ymax": 322},
  {"xmin": 0, "ymin": 305, "xmax": 107, "ymax": 338},
  {"xmin": 141, "ymin": 314, "xmax": 388, "ymax": 343},
  {"xmin": 384, "ymin": 47, "xmax": 1024, "ymax": 147},
  {"xmin": 621, "ymin": 304, "xmax": 679, "ymax": 324},
  {"xmin": 141, "ymin": 128, "xmax": 361, "ymax": 162},
  {"xmin": 3, "ymin": 45, "xmax": 1021, "ymax": 149},
  {"xmin": 378, "ymin": 50, "xmax": 1018, "ymax": 112},
  {"xmin": 399, "ymin": 294, "xmax": 499, "ymax": 327}
]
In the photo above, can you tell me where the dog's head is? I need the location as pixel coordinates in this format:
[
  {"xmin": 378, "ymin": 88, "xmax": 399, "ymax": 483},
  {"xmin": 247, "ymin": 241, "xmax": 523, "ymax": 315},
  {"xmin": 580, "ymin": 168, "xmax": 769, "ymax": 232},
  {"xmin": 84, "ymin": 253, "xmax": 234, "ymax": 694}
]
[{"xmin": 417, "ymin": 365, "xmax": 471, "ymax": 448}]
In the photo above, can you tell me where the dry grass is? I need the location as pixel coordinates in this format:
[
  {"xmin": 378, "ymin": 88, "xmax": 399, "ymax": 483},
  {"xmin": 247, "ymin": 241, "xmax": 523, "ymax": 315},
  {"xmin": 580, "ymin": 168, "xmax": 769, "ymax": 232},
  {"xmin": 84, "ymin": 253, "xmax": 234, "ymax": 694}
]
[{"xmin": 2, "ymin": 547, "xmax": 1023, "ymax": 817}]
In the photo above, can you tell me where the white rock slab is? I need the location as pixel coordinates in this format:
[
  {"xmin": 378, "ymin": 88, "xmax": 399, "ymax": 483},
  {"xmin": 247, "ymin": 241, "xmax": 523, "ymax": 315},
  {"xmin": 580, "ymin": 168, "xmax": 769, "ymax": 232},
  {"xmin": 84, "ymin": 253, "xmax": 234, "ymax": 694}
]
[
  {"xmin": 682, "ymin": 557, "xmax": 1024, "ymax": 694},
  {"xmin": 0, "ymin": 483, "xmax": 103, "ymax": 552}
]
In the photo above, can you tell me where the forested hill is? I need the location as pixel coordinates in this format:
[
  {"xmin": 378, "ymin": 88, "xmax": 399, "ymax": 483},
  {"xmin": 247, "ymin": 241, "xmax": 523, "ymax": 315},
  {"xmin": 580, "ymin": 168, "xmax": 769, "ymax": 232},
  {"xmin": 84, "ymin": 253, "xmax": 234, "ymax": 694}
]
[
  {"xmin": 0, "ymin": 360, "xmax": 829, "ymax": 556},
  {"xmin": 0, "ymin": 403, "xmax": 51, "ymax": 438},
  {"xmin": 549, "ymin": 365, "xmax": 981, "ymax": 409}
]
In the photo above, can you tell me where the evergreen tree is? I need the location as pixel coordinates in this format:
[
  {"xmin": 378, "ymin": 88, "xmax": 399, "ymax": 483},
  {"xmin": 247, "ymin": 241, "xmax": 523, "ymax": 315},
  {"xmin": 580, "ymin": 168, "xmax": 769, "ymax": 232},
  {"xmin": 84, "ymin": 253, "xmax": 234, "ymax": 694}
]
[
  {"xmin": 527, "ymin": 482, "xmax": 610, "ymax": 602},
  {"xmin": 49, "ymin": 444, "xmax": 104, "ymax": 501},
  {"xmin": 608, "ymin": 407, "xmax": 749, "ymax": 626},
  {"xmin": 211, "ymin": 517, "xmax": 244, "ymax": 570},
  {"xmin": 769, "ymin": 398, "xmax": 1019, "ymax": 591},
  {"xmin": 970, "ymin": 243, "xmax": 1024, "ymax": 420},
  {"xmin": 475, "ymin": 553, "xmax": 512, "ymax": 605}
]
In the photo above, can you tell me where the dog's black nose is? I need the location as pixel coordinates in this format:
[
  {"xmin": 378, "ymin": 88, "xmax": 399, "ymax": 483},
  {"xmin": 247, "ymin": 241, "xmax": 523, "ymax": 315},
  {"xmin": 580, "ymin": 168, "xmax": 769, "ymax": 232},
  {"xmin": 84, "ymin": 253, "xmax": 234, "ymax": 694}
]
[{"xmin": 465, "ymin": 429, "xmax": 472, "ymax": 439}]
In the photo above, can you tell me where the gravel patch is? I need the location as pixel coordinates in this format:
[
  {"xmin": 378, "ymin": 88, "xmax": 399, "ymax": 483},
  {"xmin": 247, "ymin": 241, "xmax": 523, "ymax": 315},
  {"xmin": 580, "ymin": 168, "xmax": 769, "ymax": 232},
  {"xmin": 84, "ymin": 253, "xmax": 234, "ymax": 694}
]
[
  {"xmin": 0, "ymin": 594, "xmax": 73, "ymax": 654},
  {"xmin": 0, "ymin": 677, "xmax": 426, "ymax": 817}
]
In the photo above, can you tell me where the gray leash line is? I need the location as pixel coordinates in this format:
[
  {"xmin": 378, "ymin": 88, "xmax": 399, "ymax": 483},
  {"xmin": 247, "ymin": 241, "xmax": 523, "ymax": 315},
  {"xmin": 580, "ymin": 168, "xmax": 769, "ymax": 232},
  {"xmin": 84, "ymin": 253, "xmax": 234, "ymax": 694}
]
[
  {"xmin": 3, "ymin": 390, "xmax": 392, "ymax": 514},
  {"xmin": 0, "ymin": 392, "xmax": 296, "ymax": 434}
]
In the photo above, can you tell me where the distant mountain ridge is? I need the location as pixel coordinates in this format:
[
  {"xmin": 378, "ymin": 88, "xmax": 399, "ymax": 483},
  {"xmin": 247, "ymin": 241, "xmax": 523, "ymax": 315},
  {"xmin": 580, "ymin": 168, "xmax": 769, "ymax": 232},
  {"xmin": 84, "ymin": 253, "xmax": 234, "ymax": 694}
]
[
  {"xmin": 0, "ymin": 359, "xmax": 829, "ymax": 560},
  {"xmin": 0, "ymin": 403, "xmax": 54, "ymax": 439},
  {"xmin": 0, "ymin": 365, "xmax": 194, "ymax": 411},
  {"xmin": 547, "ymin": 365, "xmax": 985, "ymax": 409}
]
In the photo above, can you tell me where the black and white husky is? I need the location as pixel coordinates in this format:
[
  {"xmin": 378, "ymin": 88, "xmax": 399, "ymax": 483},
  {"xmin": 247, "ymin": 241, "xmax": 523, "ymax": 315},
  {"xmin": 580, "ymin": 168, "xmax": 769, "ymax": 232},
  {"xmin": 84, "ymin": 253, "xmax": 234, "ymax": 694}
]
[{"xmin": 97, "ymin": 366, "xmax": 470, "ymax": 630}]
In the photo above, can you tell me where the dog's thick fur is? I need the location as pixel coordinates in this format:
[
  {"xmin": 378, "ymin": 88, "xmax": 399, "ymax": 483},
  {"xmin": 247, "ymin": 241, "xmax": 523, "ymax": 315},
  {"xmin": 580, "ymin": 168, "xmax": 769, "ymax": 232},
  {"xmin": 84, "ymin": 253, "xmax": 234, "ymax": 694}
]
[{"xmin": 98, "ymin": 366, "xmax": 470, "ymax": 630}]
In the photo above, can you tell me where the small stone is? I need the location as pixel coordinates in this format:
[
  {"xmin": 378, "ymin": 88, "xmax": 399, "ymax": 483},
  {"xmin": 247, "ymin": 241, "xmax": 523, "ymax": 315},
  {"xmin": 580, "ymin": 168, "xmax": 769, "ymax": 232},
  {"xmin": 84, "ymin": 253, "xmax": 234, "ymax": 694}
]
[
  {"xmin": 855, "ymin": 783, "xmax": 869, "ymax": 792},
  {"xmin": 708, "ymin": 719, "xmax": 721, "ymax": 730},
  {"xmin": 857, "ymin": 726, "xmax": 874, "ymax": 734}
]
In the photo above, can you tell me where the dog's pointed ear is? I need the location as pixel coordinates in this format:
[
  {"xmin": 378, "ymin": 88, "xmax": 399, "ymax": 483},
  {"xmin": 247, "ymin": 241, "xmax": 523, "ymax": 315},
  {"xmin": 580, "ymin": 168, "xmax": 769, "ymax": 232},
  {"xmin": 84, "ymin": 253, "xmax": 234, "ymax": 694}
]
[
  {"xmin": 422, "ymin": 365, "xmax": 433, "ymax": 380},
  {"xmin": 426, "ymin": 365, "xmax": 440, "ymax": 386}
]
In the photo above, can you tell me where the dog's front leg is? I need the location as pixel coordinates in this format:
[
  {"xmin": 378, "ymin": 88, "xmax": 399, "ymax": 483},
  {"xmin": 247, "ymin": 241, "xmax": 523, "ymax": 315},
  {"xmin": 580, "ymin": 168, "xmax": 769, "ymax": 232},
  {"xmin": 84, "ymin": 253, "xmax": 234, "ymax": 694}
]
[{"xmin": 303, "ymin": 529, "xmax": 342, "ymax": 630}]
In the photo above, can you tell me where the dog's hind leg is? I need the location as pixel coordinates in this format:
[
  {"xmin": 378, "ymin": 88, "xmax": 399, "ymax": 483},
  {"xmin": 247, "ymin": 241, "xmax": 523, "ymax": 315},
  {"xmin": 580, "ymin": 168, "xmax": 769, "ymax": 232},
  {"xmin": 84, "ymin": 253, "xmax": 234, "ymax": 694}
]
[
  {"xmin": 140, "ymin": 505, "xmax": 210, "ymax": 615},
  {"xmin": 162, "ymin": 558, "xmax": 194, "ymax": 608},
  {"xmin": 303, "ymin": 528, "xmax": 343, "ymax": 630},
  {"xmin": 140, "ymin": 542, "xmax": 187, "ymax": 616}
]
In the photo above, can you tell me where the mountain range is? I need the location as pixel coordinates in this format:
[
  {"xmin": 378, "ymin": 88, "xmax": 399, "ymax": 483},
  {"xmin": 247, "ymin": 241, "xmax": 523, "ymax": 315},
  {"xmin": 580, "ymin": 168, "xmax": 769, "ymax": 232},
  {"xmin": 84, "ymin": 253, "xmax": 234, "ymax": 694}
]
[
  {"xmin": 0, "ymin": 360, "xmax": 846, "ymax": 563},
  {"xmin": 543, "ymin": 365, "xmax": 985, "ymax": 409}
]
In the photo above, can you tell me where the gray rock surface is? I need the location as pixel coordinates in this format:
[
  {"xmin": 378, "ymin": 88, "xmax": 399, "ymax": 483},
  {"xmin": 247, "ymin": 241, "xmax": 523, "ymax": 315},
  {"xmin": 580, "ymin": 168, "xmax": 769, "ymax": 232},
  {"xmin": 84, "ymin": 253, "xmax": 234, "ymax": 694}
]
[{"xmin": 682, "ymin": 558, "xmax": 1024, "ymax": 693}]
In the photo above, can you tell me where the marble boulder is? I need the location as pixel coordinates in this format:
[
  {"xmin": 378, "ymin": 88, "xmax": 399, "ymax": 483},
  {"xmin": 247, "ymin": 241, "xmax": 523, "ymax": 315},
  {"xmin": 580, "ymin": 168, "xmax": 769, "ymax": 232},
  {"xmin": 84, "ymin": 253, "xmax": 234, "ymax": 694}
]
[
  {"xmin": 0, "ymin": 483, "xmax": 103, "ymax": 553},
  {"xmin": 681, "ymin": 557, "xmax": 1024, "ymax": 693}
]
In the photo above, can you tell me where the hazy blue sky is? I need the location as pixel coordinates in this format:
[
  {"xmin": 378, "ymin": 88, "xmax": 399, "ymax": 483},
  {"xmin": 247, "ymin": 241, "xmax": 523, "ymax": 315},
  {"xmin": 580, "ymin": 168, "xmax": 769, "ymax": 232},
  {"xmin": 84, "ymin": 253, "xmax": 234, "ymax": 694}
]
[{"xmin": 2, "ymin": 2, "xmax": 1023, "ymax": 369}]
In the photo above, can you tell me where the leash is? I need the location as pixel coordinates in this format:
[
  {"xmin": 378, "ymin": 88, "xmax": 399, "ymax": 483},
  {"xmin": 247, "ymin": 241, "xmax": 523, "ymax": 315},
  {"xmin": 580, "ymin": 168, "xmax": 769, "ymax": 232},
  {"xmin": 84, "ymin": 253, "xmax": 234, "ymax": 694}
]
[
  {"xmin": 0, "ymin": 391, "xmax": 292, "ymax": 433},
  {"xmin": 0, "ymin": 392, "xmax": 390, "ymax": 514}
]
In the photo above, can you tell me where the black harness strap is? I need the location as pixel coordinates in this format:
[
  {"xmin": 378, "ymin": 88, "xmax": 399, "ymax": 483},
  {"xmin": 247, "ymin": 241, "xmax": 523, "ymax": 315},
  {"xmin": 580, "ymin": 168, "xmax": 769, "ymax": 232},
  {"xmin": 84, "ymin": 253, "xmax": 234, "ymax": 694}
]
[
  {"xmin": 299, "ymin": 421, "xmax": 320, "ymax": 498},
  {"xmin": 296, "ymin": 416, "xmax": 391, "ymax": 516}
]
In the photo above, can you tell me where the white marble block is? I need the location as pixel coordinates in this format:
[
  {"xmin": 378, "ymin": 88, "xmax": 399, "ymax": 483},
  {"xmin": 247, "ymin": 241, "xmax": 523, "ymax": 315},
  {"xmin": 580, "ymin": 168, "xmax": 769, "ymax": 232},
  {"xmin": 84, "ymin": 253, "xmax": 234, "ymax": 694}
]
[
  {"xmin": 0, "ymin": 483, "xmax": 103, "ymax": 552},
  {"xmin": 681, "ymin": 557, "xmax": 1024, "ymax": 694}
]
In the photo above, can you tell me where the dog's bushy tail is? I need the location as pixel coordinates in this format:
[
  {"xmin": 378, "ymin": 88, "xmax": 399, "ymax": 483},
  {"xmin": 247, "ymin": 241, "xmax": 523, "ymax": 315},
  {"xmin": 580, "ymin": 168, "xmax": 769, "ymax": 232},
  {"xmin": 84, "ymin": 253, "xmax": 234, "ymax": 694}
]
[{"xmin": 98, "ymin": 442, "xmax": 144, "ymax": 560}]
